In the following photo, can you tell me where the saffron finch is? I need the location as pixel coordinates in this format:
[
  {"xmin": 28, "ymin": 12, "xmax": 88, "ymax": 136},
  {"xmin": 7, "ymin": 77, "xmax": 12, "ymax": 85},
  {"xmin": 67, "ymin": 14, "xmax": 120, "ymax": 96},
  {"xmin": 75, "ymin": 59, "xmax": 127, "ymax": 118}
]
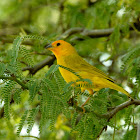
[{"xmin": 46, "ymin": 40, "xmax": 132, "ymax": 107}]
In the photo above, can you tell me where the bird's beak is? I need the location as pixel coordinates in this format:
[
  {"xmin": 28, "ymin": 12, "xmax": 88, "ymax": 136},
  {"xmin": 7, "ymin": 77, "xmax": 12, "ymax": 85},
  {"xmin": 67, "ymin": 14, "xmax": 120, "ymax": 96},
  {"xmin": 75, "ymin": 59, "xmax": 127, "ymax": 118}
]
[{"xmin": 45, "ymin": 44, "xmax": 52, "ymax": 49}]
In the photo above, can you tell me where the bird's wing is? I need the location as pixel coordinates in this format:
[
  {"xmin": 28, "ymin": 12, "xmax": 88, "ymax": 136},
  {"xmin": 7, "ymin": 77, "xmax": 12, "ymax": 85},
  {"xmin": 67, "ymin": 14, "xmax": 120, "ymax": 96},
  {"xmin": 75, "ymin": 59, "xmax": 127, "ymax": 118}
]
[{"xmin": 64, "ymin": 54, "xmax": 115, "ymax": 83}]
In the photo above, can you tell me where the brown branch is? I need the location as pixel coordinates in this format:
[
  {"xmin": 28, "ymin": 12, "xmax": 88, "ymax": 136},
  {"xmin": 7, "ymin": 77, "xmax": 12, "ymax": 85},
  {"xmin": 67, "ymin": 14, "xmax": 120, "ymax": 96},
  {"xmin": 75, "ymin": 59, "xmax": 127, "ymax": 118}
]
[
  {"xmin": 54, "ymin": 27, "xmax": 115, "ymax": 44},
  {"xmin": 96, "ymin": 99, "xmax": 140, "ymax": 138},
  {"xmin": 58, "ymin": 27, "xmax": 85, "ymax": 40},
  {"xmin": 70, "ymin": 28, "xmax": 114, "ymax": 41},
  {"xmin": 105, "ymin": 99, "xmax": 140, "ymax": 118},
  {"xmin": 1, "ymin": 27, "xmax": 139, "ymax": 45},
  {"xmin": 57, "ymin": 27, "xmax": 115, "ymax": 42},
  {"xmin": 81, "ymin": 28, "xmax": 114, "ymax": 37},
  {"xmin": 58, "ymin": 26, "xmax": 138, "ymax": 41},
  {"xmin": 74, "ymin": 99, "xmax": 140, "ymax": 118},
  {"xmin": 22, "ymin": 55, "xmax": 55, "ymax": 75},
  {"xmin": 0, "ymin": 27, "xmax": 115, "ymax": 45}
]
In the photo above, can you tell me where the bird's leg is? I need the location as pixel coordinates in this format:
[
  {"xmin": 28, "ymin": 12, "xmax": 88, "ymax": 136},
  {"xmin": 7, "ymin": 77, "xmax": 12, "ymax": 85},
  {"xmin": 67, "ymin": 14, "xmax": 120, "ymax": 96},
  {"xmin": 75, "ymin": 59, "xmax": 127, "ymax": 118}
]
[
  {"xmin": 81, "ymin": 89, "xmax": 95, "ymax": 113},
  {"xmin": 81, "ymin": 97, "xmax": 91, "ymax": 113}
]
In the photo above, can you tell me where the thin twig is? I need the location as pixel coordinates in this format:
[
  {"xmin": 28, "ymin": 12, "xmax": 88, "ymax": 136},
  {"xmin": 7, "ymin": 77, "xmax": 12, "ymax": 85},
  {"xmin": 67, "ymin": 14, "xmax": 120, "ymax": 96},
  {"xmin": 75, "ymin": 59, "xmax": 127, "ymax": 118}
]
[
  {"xmin": 21, "ymin": 135, "xmax": 40, "ymax": 140},
  {"xmin": 0, "ymin": 76, "xmax": 28, "ymax": 89},
  {"xmin": 22, "ymin": 55, "xmax": 55, "ymax": 75},
  {"xmin": 58, "ymin": 27, "xmax": 84, "ymax": 40}
]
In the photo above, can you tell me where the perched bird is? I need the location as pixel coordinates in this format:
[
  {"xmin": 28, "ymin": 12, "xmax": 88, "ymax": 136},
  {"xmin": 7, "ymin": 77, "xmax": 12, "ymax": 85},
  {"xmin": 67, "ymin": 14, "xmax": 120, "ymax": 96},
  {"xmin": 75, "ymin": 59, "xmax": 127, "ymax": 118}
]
[{"xmin": 46, "ymin": 40, "xmax": 132, "ymax": 108}]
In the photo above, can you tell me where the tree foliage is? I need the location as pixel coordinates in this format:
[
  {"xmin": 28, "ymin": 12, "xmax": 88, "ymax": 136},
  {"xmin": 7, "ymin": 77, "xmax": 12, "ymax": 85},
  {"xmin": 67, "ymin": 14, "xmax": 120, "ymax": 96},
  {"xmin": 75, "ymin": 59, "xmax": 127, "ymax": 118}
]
[{"xmin": 0, "ymin": 0, "xmax": 140, "ymax": 140}]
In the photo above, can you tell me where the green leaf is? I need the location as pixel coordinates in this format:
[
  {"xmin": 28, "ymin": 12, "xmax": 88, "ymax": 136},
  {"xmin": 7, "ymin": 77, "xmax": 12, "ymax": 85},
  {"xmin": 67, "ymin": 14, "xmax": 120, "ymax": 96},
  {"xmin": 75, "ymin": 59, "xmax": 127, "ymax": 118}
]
[
  {"xmin": 45, "ymin": 64, "xmax": 59, "ymax": 77},
  {"xmin": 17, "ymin": 110, "xmax": 28, "ymax": 136},
  {"xmin": 27, "ymin": 106, "xmax": 40, "ymax": 134},
  {"xmin": 11, "ymin": 36, "xmax": 23, "ymax": 64}
]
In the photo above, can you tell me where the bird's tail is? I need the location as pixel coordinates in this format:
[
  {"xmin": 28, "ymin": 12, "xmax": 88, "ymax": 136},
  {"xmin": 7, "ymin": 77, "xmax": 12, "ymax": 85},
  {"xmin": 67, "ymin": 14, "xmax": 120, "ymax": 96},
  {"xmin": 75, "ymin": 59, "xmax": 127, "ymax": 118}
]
[{"xmin": 108, "ymin": 81, "xmax": 133, "ymax": 99}]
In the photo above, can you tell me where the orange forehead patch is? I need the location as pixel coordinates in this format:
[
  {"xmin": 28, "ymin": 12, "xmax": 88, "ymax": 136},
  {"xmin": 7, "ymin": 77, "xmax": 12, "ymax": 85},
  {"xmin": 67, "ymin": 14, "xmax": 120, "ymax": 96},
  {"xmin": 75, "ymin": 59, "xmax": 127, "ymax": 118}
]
[{"xmin": 52, "ymin": 40, "xmax": 65, "ymax": 46}]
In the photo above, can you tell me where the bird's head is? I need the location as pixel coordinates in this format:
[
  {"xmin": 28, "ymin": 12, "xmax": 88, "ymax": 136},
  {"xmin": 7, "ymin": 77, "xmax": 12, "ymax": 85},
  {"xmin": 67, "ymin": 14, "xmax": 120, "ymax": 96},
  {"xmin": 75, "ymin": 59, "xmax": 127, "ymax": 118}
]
[{"xmin": 45, "ymin": 40, "xmax": 77, "ymax": 58}]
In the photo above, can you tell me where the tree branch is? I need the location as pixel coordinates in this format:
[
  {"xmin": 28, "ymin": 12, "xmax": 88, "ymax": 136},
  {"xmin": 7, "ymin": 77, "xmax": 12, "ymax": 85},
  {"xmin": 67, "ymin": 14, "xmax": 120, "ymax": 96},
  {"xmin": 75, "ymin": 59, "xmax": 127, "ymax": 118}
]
[
  {"xmin": 22, "ymin": 55, "xmax": 55, "ymax": 75},
  {"xmin": 58, "ymin": 27, "xmax": 84, "ymax": 40},
  {"xmin": 74, "ymin": 99, "xmax": 140, "ymax": 118},
  {"xmin": 81, "ymin": 28, "xmax": 114, "ymax": 37},
  {"xmin": 70, "ymin": 28, "xmax": 114, "ymax": 41},
  {"xmin": 57, "ymin": 27, "xmax": 114, "ymax": 41},
  {"xmin": 96, "ymin": 99, "xmax": 140, "ymax": 138},
  {"xmin": 0, "ymin": 76, "xmax": 28, "ymax": 89}
]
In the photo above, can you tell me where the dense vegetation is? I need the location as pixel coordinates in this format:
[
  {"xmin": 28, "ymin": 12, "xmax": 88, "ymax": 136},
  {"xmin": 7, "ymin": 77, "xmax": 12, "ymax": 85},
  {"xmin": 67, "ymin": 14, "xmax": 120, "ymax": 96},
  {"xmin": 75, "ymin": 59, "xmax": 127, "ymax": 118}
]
[{"xmin": 0, "ymin": 0, "xmax": 140, "ymax": 139}]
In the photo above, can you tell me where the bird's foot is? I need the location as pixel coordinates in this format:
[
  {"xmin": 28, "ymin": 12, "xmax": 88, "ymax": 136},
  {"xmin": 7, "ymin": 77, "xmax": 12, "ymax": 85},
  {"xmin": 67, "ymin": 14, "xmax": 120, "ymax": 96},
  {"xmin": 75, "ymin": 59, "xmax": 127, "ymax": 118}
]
[{"xmin": 81, "ymin": 105, "xmax": 86, "ymax": 113}]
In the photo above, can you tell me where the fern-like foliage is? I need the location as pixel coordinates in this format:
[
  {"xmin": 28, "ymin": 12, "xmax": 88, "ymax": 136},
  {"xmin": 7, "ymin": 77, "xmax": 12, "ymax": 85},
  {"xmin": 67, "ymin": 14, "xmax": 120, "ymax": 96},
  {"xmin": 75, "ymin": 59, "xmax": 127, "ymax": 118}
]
[
  {"xmin": 17, "ymin": 110, "xmax": 28, "ymax": 136},
  {"xmin": 71, "ymin": 111, "xmax": 78, "ymax": 128},
  {"xmin": 1, "ymin": 80, "xmax": 16, "ymax": 120},
  {"xmin": 11, "ymin": 36, "xmax": 23, "ymax": 64},
  {"xmin": 28, "ymin": 80, "xmax": 40, "ymax": 103},
  {"xmin": 19, "ymin": 46, "xmax": 34, "ymax": 67},
  {"xmin": 124, "ymin": 106, "xmax": 133, "ymax": 127},
  {"xmin": 121, "ymin": 43, "xmax": 140, "ymax": 98},
  {"xmin": 22, "ymin": 35, "xmax": 48, "ymax": 41},
  {"xmin": 42, "ymin": 77, "xmax": 71, "ymax": 130},
  {"xmin": 39, "ymin": 86, "xmax": 48, "ymax": 135},
  {"xmin": 27, "ymin": 106, "xmax": 40, "ymax": 134},
  {"xmin": 13, "ymin": 88, "xmax": 23, "ymax": 104},
  {"xmin": 123, "ymin": 129, "xmax": 137, "ymax": 140}
]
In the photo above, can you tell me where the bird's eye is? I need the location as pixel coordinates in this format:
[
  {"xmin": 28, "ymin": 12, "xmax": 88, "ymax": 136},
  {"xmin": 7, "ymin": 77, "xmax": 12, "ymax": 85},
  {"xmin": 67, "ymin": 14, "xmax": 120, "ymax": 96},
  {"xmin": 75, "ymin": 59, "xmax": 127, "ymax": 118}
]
[{"xmin": 56, "ymin": 43, "xmax": 61, "ymax": 46}]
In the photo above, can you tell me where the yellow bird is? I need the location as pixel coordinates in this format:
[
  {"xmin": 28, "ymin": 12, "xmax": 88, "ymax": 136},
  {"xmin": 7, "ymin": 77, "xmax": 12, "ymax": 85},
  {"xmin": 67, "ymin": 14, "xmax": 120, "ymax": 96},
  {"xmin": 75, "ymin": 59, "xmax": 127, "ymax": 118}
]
[{"xmin": 46, "ymin": 40, "xmax": 132, "ymax": 108}]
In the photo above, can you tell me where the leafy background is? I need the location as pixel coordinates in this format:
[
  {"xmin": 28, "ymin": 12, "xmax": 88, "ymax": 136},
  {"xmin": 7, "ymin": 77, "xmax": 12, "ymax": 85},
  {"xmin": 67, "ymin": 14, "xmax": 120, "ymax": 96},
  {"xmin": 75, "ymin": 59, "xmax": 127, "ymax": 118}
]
[{"xmin": 0, "ymin": 0, "xmax": 140, "ymax": 140}]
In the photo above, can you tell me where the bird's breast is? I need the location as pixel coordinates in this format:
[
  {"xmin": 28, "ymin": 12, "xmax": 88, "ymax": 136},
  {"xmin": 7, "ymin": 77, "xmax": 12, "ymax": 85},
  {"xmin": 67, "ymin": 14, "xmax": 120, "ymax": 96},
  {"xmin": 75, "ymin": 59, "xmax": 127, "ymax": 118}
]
[
  {"xmin": 59, "ymin": 67, "xmax": 78, "ymax": 83},
  {"xmin": 57, "ymin": 57, "xmax": 79, "ymax": 83}
]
